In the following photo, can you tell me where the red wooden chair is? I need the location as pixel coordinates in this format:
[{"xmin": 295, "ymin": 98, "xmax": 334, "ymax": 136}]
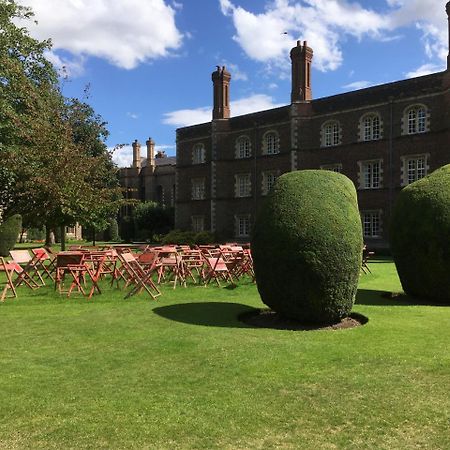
[
  {"xmin": 54, "ymin": 252, "xmax": 87, "ymax": 297},
  {"xmin": 203, "ymin": 255, "xmax": 234, "ymax": 287},
  {"xmin": 9, "ymin": 250, "xmax": 44, "ymax": 289},
  {"xmin": 179, "ymin": 249, "xmax": 205, "ymax": 284},
  {"xmin": 0, "ymin": 257, "xmax": 18, "ymax": 301},
  {"xmin": 117, "ymin": 252, "xmax": 161, "ymax": 299},
  {"xmin": 31, "ymin": 247, "xmax": 55, "ymax": 281},
  {"xmin": 156, "ymin": 248, "xmax": 186, "ymax": 288}
]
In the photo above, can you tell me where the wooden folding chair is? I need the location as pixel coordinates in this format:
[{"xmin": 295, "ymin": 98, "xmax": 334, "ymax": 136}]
[
  {"xmin": 54, "ymin": 252, "xmax": 87, "ymax": 297},
  {"xmin": 361, "ymin": 245, "xmax": 375, "ymax": 274},
  {"xmin": 31, "ymin": 247, "xmax": 55, "ymax": 281},
  {"xmin": 0, "ymin": 257, "xmax": 18, "ymax": 301},
  {"xmin": 203, "ymin": 255, "xmax": 235, "ymax": 287},
  {"xmin": 9, "ymin": 250, "xmax": 43, "ymax": 289},
  {"xmin": 83, "ymin": 252, "xmax": 108, "ymax": 299},
  {"xmin": 179, "ymin": 249, "xmax": 205, "ymax": 284},
  {"xmin": 117, "ymin": 253, "xmax": 161, "ymax": 299},
  {"xmin": 156, "ymin": 248, "xmax": 186, "ymax": 288}
]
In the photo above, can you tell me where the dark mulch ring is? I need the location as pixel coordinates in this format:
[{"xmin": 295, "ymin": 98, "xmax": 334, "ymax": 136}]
[{"xmin": 239, "ymin": 309, "xmax": 368, "ymax": 331}]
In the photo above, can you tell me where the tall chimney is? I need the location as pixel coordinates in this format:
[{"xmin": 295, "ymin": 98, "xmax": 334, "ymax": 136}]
[
  {"xmin": 290, "ymin": 40, "xmax": 313, "ymax": 102},
  {"xmin": 132, "ymin": 139, "xmax": 141, "ymax": 169},
  {"xmin": 447, "ymin": 2, "xmax": 450, "ymax": 69},
  {"xmin": 146, "ymin": 137, "xmax": 155, "ymax": 167},
  {"xmin": 212, "ymin": 66, "xmax": 231, "ymax": 120}
]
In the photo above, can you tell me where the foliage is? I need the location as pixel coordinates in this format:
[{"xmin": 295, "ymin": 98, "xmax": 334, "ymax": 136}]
[
  {"xmin": 26, "ymin": 226, "xmax": 45, "ymax": 241},
  {"xmin": 252, "ymin": 170, "xmax": 363, "ymax": 324},
  {"xmin": 160, "ymin": 229, "xmax": 215, "ymax": 245},
  {"xmin": 107, "ymin": 217, "xmax": 120, "ymax": 242},
  {"xmin": 0, "ymin": 213, "xmax": 21, "ymax": 256},
  {"xmin": 133, "ymin": 202, "xmax": 174, "ymax": 241},
  {"xmin": 0, "ymin": 1, "xmax": 122, "ymax": 238},
  {"xmin": 390, "ymin": 164, "xmax": 450, "ymax": 301}
]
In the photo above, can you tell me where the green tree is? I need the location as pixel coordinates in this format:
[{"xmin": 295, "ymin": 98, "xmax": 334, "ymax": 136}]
[{"xmin": 133, "ymin": 202, "xmax": 174, "ymax": 241}]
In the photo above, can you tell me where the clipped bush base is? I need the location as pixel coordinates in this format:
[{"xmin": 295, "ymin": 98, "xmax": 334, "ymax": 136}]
[{"xmin": 239, "ymin": 309, "xmax": 368, "ymax": 331}]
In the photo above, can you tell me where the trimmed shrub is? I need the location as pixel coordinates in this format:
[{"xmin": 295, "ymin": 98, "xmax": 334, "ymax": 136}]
[
  {"xmin": 0, "ymin": 214, "xmax": 22, "ymax": 256},
  {"xmin": 390, "ymin": 164, "xmax": 450, "ymax": 301},
  {"xmin": 252, "ymin": 170, "xmax": 363, "ymax": 324},
  {"xmin": 162, "ymin": 230, "xmax": 196, "ymax": 245},
  {"xmin": 106, "ymin": 218, "xmax": 120, "ymax": 242}
]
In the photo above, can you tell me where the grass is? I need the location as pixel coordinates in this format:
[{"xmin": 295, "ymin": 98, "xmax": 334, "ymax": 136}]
[{"xmin": 1, "ymin": 258, "xmax": 449, "ymax": 449}]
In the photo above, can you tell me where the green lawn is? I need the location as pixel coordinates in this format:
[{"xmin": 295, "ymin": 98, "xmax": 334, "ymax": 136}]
[{"xmin": 1, "ymin": 259, "xmax": 449, "ymax": 449}]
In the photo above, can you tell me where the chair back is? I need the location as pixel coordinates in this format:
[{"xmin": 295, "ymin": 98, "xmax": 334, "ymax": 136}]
[{"xmin": 9, "ymin": 250, "xmax": 32, "ymax": 265}]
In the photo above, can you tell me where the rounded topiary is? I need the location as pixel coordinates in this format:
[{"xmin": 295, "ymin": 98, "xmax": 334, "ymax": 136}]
[
  {"xmin": 0, "ymin": 214, "xmax": 22, "ymax": 256},
  {"xmin": 108, "ymin": 218, "xmax": 120, "ymax": 242},
  {"xmin": 251, "ymin": 170, "xmax": 363, "ymax": 324},
  {"xmin": 390, "ymin": 164, "xmax": 450, "ymax": 302}
]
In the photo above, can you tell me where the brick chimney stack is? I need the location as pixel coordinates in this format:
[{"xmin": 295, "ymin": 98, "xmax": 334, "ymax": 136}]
[
  {"xmin": 132, "ymin": 139, "xmax": 141, "ymax": 169},
  {"xmin": 447, "ymin": 1, "xmax": 450, "ymax": 69},
  {"xmin": 290, "ymin": 40, "xmax": 313, "ymax": 102},
  {"xmin": 212, "ymin": 65, "xmax": 231, "ymax": 120},
  {"xmin": 146, "ymin": 137, "xmax": 155, "ymax": 167}
]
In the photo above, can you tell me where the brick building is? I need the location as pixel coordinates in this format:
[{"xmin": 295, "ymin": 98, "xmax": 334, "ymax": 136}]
[
  {"xmin": 175, "ymin": 2, "xmax": 450, "ymax": 248},
  {"xmin": 118, "ymin": 138, "xmax": 176, "ymax": 219}
]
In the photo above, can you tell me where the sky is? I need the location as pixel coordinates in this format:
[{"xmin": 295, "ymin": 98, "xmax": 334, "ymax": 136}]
[{"xmin": 18, "ymin": 0, "xmax": 449, "ymax": 167}]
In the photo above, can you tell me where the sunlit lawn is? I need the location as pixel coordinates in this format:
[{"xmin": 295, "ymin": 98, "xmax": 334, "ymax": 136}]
[{"xmin": 0, "ymin": 258, "xmax": 449, "ymax": 449}]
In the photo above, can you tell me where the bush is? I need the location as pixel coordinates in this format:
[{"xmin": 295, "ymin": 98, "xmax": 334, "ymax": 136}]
[
  {"xmin": 0, "ymin": 214, "xmax": 22, "ymax": 256},
  {"xmin": 104, "ymin": 218, "xmax": 120, "ymax": 242},
  {"xmin": 390, "ymin": 164, "xmax": 450, "ymax": 302},
  {"xmin": 27, "ymin": 226, "xmax": 46, "ymax": 241},
  {"xmin": 162, "ymin": 230, "xmax": 196, "ymax": 245},
  {"xmin": 251, "ymin": 170, "xmax": 363, "ymax": 324}
]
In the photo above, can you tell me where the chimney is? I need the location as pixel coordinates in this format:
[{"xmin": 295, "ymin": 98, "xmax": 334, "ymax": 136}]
[
  {"xmin": 132, "ymin": 139, "xmax": 141, "ymax": 169},
  {"xmin": 447, "ymin": 2, "xmax": 450, "ymax": 69},
  {"xmin": 146, "ymin": 137, "xmax": 155, "ymax": 167},
  {"xmin": 212, "ymin": 65, "xmax": 231, "ymax": 120},
  {"xmin": 290, "ymin": 40, "xmax": 313, "ymax": 102}
]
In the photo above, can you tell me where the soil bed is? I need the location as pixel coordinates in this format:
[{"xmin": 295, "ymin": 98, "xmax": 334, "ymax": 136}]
[{"xmin": 239, "ymin": 309, "xmax": 368, "ymax": 331}]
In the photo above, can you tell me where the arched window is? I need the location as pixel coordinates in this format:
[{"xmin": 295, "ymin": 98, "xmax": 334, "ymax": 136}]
[
  {"xmin": 360, "ymin": 113, "xmax": 381, "ymax": 141},
  {"xmin": 235, "ymin": 136, "xmax": 251, "ymax": 159},
  {"xmin": 262, "ymin": 131, "xmax": 279, "ymax": 155},
  {"xmin": 321, "ymin": 121, "xmax": 340, "ymax": 147},
  {"xmin": 402, "ymin": 104, "xmax": 429, "ymax": 135}
]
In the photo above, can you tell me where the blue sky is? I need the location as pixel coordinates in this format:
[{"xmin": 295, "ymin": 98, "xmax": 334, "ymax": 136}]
[{"xmin": 19, "ymin": 0, "xmax": 449, "ymax": 166}]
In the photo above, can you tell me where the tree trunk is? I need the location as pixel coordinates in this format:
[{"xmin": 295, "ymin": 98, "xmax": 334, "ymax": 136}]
[
  {"xmin": 92, "ymin": 227, "xmax": 96, "ymax": 246},
  {"xmin": 60, "ymin": 225, "xmax": 66, "ymax": 251}
]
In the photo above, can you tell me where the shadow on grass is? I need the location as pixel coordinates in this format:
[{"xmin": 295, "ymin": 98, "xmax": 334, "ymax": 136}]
[
  {"xmin": 153, "ymin": 302, "xmax": 259, "ymax": 328},
  {"xmin": 356, "ymin": 289, "xmax": 450, "ymax": 307}
]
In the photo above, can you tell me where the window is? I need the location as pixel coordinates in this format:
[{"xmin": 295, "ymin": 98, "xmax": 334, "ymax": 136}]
[
  {"xmin": 320, "ymin": 163, "xmax": 342, "ymax": 173},
  {"xmin": 191, "ymin": 178, "xmax": 205, "ymax": 200},
  {"xmin": 235, "ymin": 174, "xmax": 251, "ymax": 197},
  {"xmin": 360, "ymin": 160, "xmax": 381, "ymax": 189},
  {"xmin": 236, "ymin": 215, "xmax": 251, "ymax": 237},
  {"xmin": 236, "ymin": 136, "xmax": 251, "ymax": 159},
  {"xmin": 191, "ymin": 215, "xmax": 204, "ymax": 232},
  {"xmin": 322, "ymin": 121, "xmax": 340, "ymax": 147},
  {"xmin": 192, "ymin": 144, "xmax": 205, "ymax": 164},
  {"xmin": 262, "ymin": 172, "xmax": 277, "ymax": 195},
  {"xmin": 362, "ymin": 211, "xmax": 381, "ymax": 238},
  {"xmin": 402, "ymin": 105, "xmax": 428, "ymax": 135},
  {"xmin": 401, "ymin": 154, "xmax": 428, "ymax": 186},
  {"xmin": 361, "ymin": 113, "xmax": 381, "ymax": 141},
  {"xmin": 262, "ymin": 131, "xmax": 279, "ymax": 155}
]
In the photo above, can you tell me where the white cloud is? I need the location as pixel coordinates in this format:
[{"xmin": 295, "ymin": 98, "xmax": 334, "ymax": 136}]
[
  {"xmin": 405, "ymin": 63, "xmax": 442, "ymax": 78},
  {"xmin": 19, "ymin": 0, "xmax": 183, "ymax": 71},
  {"xmin": 219, "ymin": 0, "xmax": 448, "ymax": 73},
  {"xmin": 44, "ymin": 50, "xmax": 86, "ymax": 78},
  {"xmin": 126, "ymin": 112, "xmax": 139, "ymax": 120},
  {"xmin": 342, "ymin": 80, "xmax": 373, "ymax": 90},
  {"xmin": 162, "ymin": 94, "xmax": 284, "ymax": 127}
]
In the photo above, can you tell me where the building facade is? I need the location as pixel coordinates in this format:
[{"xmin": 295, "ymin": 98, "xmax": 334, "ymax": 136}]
[
  {"xmin": 175, "ymin": 3, "xmax": 450, "ymax": 248},
  {"xmin": 118, "ymin": 138, "xmax": 176, "ymax": 219}
]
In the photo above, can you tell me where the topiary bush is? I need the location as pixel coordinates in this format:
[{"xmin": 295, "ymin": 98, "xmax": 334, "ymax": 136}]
[
  {"xmin": 390, "ymin": 164, "xmax": 450, "ymax": 302},
  {"xmin": 251, "ymin": 170, "xmax": 363, "ymax": 324},
  {"xmin": 0, "ymin": 214, "xmax": 22, "ymax": 256}
]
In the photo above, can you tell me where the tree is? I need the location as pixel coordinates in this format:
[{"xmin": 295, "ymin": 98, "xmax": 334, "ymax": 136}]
[
  {"xmin": 0, "ymin": 1, "xmax": 123, "ymax": 246},
  {"xmin": 133, "ymin": 202, "xmax": 174, "ymax": 241}
]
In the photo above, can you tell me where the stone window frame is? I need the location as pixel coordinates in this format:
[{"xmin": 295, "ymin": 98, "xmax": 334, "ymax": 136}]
[
  {"xmin": 235, "ymin": 214, "xmax": 251, "ymax": 238},
  {"xmin": 400, "ymin": 153, "xmax": 430, "ymax": 187},
  {"xmin": 191, "ymin": 215, "xmax": 205, "ymax": 232},
  {"xmin": 361, "ymin": 210, "xmax": 383, "ymax": 239},
  {"xmin": 261, "ymin": 170, "xmax": 279, "ymax": 196},
  {"xmin": 235, "ymin": 135, "xmax": 252, "ymax": 159},
  {"xmin": 357, "ymin": 159, "xmax": 383, "ymax": 190},
  {"xmin": 192, "ymin": 143, "xmax": 206, "ymax": 164},
  {"xmin": 320, "ymin": 163, "xmax": 343, "ymax": 173},
  {"xmin": 234, "ymin": 173, "xmax": 252, "ymax": 198},
  {"xmin": 401, "ymin": 104, "xmax": 430, "ymax": 135},
  {"xmin": 191, "ymin": 178, "xmax": 205, "ymax": 200},
  {"xmin": 261, "ymin": 130, "xmax": 280, "ymax": 155},
  {"xmin": 359, "ymin": 112, "xmax": 382, "ymax": 142},
  {"xmin": 320, "ymin": 120, "xmax": 342, "ymax": 147}
]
